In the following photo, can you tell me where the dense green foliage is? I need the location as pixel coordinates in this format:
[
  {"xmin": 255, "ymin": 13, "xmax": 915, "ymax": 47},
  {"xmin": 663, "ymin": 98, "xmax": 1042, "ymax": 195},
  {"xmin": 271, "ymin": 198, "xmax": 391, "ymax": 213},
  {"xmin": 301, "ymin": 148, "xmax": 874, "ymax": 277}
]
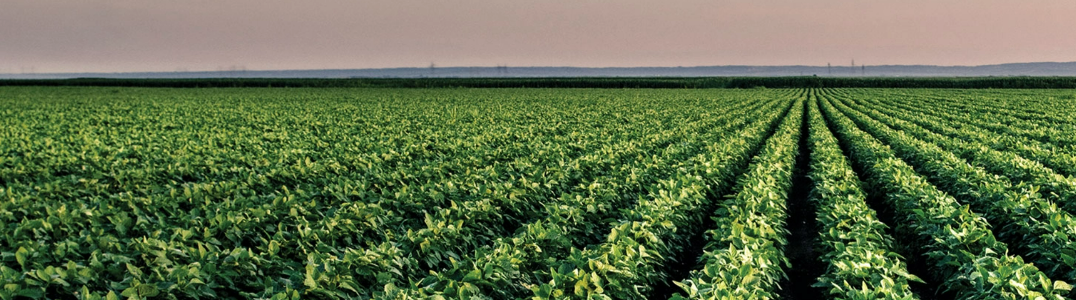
[
  {"xmin": 672, "ymin": 94, "xmax": 805, "ymax": 299},
  {"xmin": 2, "ymin": 86, "xmax": 1075, "ymax": 299},
  {"xmin": 820, "ymin": 91, "xmax": 1069, "ymax": 299},
  {"xmin": 802, "ymin": 94, "xmax": 920, "ymax": 299},
  {"xmin": 394, "ymin": 93, "xmax": 793, "ymax": 299}
]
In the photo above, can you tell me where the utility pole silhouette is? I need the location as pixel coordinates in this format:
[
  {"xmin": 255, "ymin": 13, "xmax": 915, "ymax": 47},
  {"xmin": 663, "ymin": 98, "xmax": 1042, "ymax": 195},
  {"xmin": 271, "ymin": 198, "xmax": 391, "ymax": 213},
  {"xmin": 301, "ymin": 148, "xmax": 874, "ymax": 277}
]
[
  {"xmin": 429, "ymin": 62, "xmax": 436, "ymax": 76},
  {"xmin": 862, "ymin": 65, "xmax": 866, "ymax": 75},
  {"xmin": 827, "ymin": 63, "xmax": 831, "ymax": 76},
  {"xmin": 851, "ymin": 59, "xmax": 855, "ymax": 76}
]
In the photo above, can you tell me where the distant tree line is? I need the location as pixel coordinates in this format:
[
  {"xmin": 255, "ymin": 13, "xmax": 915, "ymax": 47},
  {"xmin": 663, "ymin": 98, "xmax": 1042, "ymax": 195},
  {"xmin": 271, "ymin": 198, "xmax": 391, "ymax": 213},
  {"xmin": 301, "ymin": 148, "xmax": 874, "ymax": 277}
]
[{"xmin": 2, "ymin": 76, "xmax": 1075, "ymax": 89}]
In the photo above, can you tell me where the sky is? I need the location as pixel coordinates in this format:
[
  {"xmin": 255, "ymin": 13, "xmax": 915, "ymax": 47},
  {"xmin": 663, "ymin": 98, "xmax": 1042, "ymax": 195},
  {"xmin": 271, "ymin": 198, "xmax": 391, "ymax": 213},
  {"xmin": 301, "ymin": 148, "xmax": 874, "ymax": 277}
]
[{"xmin": 2, "ymin": 0, "xmax": 1074, "ymax": 73}]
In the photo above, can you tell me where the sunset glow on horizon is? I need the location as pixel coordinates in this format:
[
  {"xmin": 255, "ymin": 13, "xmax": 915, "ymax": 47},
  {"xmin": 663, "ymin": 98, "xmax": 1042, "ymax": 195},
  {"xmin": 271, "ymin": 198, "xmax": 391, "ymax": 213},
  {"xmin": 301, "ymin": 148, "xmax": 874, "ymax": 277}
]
[{"xmin": 2, "ymin": 0, "xmax": 1074, "ymax": 73}]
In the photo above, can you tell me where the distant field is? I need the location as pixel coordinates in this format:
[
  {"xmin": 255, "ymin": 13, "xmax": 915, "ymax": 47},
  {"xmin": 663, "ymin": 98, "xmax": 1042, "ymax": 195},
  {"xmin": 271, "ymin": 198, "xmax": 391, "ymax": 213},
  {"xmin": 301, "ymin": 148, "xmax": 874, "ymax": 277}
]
[
  {"xmin": 1, "ymin": 86, "xmax": 1075, "ymax": 299},
  {"xmin": 3, "ymin": 76, "xmax": 1076, "ymax": 89}
]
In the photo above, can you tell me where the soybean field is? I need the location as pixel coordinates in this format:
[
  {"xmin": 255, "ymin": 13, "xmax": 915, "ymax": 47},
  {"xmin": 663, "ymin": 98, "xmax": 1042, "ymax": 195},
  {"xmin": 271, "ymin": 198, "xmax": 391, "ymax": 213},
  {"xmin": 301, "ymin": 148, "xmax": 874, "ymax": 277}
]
[{"xmin": 2, "ymin": 86, "xmax": 1076, "ymax": 300}]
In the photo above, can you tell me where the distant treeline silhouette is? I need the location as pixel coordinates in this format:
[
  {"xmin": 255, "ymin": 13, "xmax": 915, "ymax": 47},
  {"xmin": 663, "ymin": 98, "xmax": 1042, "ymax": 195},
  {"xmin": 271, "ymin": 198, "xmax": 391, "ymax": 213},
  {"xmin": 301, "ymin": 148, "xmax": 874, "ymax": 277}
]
[{"xmin": 2, "ymin": 77, "xmax": 1075, "ymax": 89}]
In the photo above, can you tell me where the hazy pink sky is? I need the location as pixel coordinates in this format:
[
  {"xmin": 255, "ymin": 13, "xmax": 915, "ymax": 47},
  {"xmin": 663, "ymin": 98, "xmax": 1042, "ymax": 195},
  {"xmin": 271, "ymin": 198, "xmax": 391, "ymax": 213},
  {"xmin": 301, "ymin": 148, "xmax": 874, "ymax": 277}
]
[{"xmin": 2, "ymin": 0, "xmax": 1074, "ymax": 73}]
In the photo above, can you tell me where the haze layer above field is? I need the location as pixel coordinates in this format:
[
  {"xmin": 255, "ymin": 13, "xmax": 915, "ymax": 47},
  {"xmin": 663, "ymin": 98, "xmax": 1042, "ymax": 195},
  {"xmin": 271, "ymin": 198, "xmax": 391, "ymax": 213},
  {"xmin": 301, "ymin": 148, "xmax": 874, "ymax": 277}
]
[
  {"xmin": 5, "ymin": 62, "xmax": 1076, "ymax": 79},
  {"xmin": 2, "ymin": 0, "xmax": 1074, "ymax": 74}
]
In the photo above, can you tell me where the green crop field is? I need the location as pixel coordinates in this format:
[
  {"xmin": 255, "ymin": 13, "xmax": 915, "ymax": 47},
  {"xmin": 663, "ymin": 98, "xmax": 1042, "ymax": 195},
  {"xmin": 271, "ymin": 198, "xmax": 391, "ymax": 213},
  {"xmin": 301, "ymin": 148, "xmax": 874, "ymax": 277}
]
[{"xmin": 2, "ymin": 85, "xmax": 1076, "ymax": 300}]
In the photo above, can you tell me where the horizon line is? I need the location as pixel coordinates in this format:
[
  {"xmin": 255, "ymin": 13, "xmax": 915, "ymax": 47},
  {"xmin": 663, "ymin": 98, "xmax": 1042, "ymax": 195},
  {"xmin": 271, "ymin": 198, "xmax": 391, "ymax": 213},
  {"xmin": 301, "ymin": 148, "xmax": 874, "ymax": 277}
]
[{"xmin": 3, "ymin": 61, "xmax": 1076, "ymax": 75}]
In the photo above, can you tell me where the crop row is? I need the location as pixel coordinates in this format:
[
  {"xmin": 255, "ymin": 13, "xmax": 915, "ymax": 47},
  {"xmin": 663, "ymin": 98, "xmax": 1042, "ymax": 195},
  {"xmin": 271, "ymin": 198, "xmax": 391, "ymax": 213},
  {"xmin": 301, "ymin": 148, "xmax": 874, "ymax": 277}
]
[
  {"xmin": 2, "ymin": 86, "xmax": 1075, "ymax": 299},
  {"xmin": 801, "ymin": 93, "xmax": 920, "ymax": 299},
  {"xmin": 0, "ymin": 87, "xmax": 799, "ymax": 299},
  {"xmin": 818, "ymin": 90, "xmax": 1070, "ymax": 299},
  {"xmin": 849, "ymin": 89, "xmax": 1076, "ymax": 179},
  {"xmin": 825, "ymin": 91, "xmax": 1076, "ymax": 281},
  {"xmin": 839, "ymin": 90, "xmax": 1076, "ymax": 214},
  {"xmin": 876, "ymin": 89, "xmax": 1076, "ymax": 155},
  {"xmin": 387, "ymin": 94, "xmax": 796, "ymax": 298},
  {"xmin": 671, "ymin": 87, "xmax": 806, "ymax": 299},
  {"xmin": 361, "ymin": 93, "xmax": 788, "ymax": 296},
  {"xmin": 525, "ymin": 92, "xmax": 800, "ymax": 299}
]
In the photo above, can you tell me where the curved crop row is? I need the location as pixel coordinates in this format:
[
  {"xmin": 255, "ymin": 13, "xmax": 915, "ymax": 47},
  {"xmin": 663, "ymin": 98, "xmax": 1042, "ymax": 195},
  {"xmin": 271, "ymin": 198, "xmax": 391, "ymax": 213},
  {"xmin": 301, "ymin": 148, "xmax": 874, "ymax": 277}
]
[
  {"xmin": 0, "ymin": 88, "xmax": 793, "ymax": 299},
  {"xmin": 870, "ymin": 89, "xmax": 1076, "ymax": 151},
  {"xmin": 842, "ymin": 91, "xmax": 1076, "ymax": 215},
  {"xmin": 849, "ymin": 88, "xmax": 1076, "ymax": 180},
  {"xmin": 826, "ymin": 92, "xmax": 1076, "ymax": 281},
  {"xmin": 818, "ymin": 91, "xmax": 1070, "ymax": 299},
  {"xmin": 383, "ymin": 96, "xmax": 793, "ymax": 299},
  {"xmin": 876, "ymin": 88, "xmax": 1076, "ymax": 127},
  {"xmin": 369, "ymin": 95, "xmax": 773, "ymax": 282},
  {"xmin": 320, "ymin": 92, "xmax": 797, "ymax": 297},
  {"xmin": 0, "ymin": 90, "xmax": 706, "ymax": 299},
  {"xmin": 527, "ymin": 95, "xmax": 800, "ymax": 299},
  {"xmin": 883, "ymin": 88, "xmax": 1076, "ymax": 143},
  {"xmin": 1, "ymin": 88, "xmax": 653, "ymax": 299}
]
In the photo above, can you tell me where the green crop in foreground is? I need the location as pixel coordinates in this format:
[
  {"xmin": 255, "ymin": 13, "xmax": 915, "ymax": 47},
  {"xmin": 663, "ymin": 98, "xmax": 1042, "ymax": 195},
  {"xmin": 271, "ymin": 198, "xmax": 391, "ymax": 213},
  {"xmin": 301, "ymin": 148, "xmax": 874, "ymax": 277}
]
[{"xmin": 0, "ymin": 86, "xmax": 1073, "ymax": 299}]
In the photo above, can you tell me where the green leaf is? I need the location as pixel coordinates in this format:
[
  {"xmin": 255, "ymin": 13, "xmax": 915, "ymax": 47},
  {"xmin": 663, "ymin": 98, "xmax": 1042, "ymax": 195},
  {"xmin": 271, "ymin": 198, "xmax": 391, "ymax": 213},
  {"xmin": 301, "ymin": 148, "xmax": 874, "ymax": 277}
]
[
  {"xmin": 304, "ymin": 273, "xmax": 317, "ymax": 289},
  {"xmin": 574, "ymin": 279, "xmax": 588, "ymax": 296},
  {"xmin": 268, "ymin": 240, "xmax": 280, "ymax": 257},
  {"xmin": 1054, "ymin": 280, "xmax": 1072, "ymax": 292},
  {"xmin": 15, "ymin": 247, "xmax": 28, "ymax": 268},
  {"xmin": 121, "ymin": 287, "xmax": 138, "ymax": 298},
  {"xmin": 463, "ymin": 269, "xmax": 481, "ymax": 282},
  {"xmin": 125, "ymin": 264, "xmax": 142, "ymax": 278},
  {"xmin": 136, "ymin": 284, "xmax": 160, "ymax": 297},
  {"xmin": 742, "ymin": 273, "xmax": 758, "ymax": 286}
]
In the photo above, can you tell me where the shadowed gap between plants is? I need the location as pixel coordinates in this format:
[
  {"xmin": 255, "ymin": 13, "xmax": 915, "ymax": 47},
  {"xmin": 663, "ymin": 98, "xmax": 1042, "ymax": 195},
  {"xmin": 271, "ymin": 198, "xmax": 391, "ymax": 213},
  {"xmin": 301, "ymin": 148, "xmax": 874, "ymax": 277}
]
[
  {"xmin": 779, "ymin": 97, "xmax": 823, "ymax": 300},
  {"xmin": 817, "ymin": 90, "xmax": 949, "ymax": 300},
  {"xmin": 651, "ymin": 99, "xmax": 798, "ymax": 299}
]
